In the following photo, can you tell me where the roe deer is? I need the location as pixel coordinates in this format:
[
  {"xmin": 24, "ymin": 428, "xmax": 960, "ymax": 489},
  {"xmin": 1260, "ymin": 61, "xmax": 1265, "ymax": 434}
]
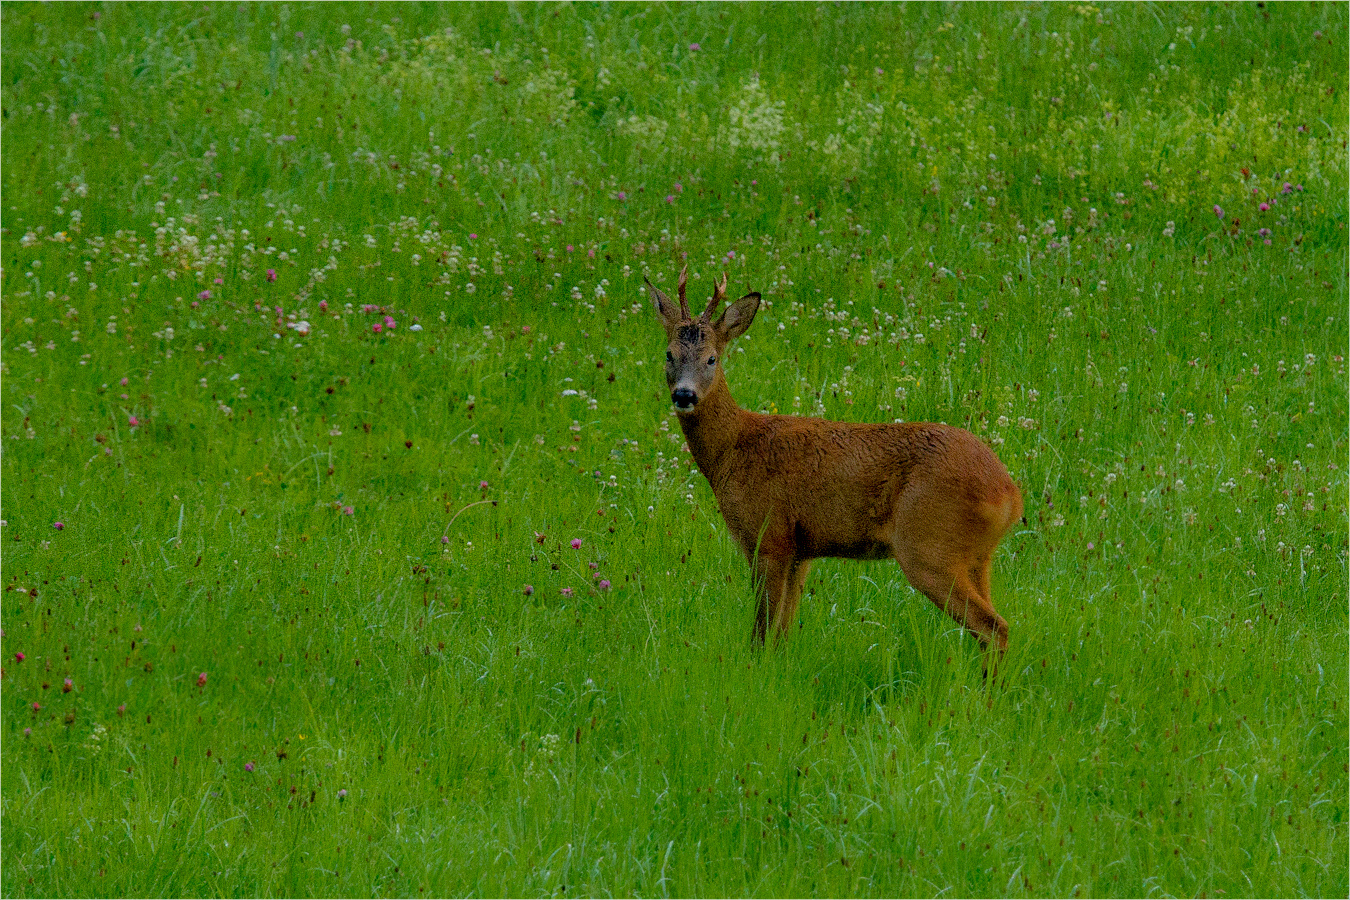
[{"xmin": 647, "ymin": 268, "xmax": 1022, "ymax": 657}]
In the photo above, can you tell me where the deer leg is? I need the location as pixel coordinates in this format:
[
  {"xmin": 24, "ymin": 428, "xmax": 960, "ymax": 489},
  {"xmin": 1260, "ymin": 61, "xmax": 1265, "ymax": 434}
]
[
  {"xmin": 896, "ymin": 555, "xmax": 1009, "ymax": 654},
  {"xmin": 770, "ymin": 559, "xmax": 813, "ymax": 639},
  {"xmin": 751, "ymin": 554, "xmax": 792, "ymax": 644}
]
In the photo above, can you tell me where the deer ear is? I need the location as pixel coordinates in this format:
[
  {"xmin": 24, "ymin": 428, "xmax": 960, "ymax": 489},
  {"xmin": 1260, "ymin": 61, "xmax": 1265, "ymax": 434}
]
[
  {"xmin": 715, "ymin": 292, "xmax": 761, "ymax": 343},
  {"xmin": 646, "ymin": 278, "xmax": 681, "ymax": 331}
]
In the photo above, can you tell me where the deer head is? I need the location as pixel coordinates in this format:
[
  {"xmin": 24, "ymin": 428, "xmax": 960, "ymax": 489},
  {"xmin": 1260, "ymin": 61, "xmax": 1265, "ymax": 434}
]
[{"xmin": 647, "ymin": 268, "xmax": 761, "ymax": 413}]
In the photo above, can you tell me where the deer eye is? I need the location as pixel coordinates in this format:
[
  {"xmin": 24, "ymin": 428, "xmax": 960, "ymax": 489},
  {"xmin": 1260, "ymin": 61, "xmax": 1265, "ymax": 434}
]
[{"xmin": 707, "ymin": 356, "xmax": 717, "ymax": 366}]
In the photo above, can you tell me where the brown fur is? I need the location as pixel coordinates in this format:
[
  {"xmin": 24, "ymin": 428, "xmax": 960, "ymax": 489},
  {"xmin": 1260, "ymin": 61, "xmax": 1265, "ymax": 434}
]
[{"xmin": 647, "ymin": 270, "xmax": 1022, "ymax": 658}]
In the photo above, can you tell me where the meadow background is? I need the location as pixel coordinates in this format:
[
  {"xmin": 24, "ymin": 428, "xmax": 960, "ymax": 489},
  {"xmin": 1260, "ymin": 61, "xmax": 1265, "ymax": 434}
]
[{"xmin": 2, "ymin": 2, "xmax": 1347, "ymax": 896}]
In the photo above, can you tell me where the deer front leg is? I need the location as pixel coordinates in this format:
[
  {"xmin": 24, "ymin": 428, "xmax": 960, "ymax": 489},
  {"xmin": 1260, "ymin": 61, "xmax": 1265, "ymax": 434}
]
[
  {"xmin": 751, "ymin": 554, "xmax": 793, "ymax": 644},
  {"xmin": 772, "ymin": 559, "xmax": 813, "ymax": 639}
]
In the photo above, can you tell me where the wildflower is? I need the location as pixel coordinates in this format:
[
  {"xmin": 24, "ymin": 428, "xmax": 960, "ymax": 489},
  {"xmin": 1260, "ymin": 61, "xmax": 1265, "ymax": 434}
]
[
  {"xmin": 1259, "ymin": 202, "xmax": 1270, "ymax": 212},
  {"xmin": 689, "ymin": 42, "xmax": 700, "ymax": 51},
  {"xmin": 31, "ymin": 702, "xmax": 41, "ymax": 712},
  {"xmin": 571, "ymin": 538, "xmax": 583, "ymax": 549},
  {"xmin": 337, "ymin": 789, "xmax": 348, "ymax": 800},
  {"xmin": 63, "ymin": 678, "xmax": 73, "ymax": 693},
  {"xmin": 1282, "ymin": 182, "xmax": 1294, "ymax": 194},
  {"xmin": 319, "ymin": 300, "xmax": 328, "ymax": 311},
  {"xmin": 198, "ymin": 290, "xmax": 211, "ymax": 301},
  {"xmin": 479, "ymin": 480, "xmax": 490, "ymax": 490},
  {"xmin": 468, "ymin": 233, "xmax": 477, "ymax": 240},
  {"xmin": 383, "ymin": 315, "xmax": 396, "ymax": 330},
  {"xmin": 14, "ymin": 652, "xmax": 24, "ymax": 663},
  {"xmin": 523, "ymin": 584, "xmax": 534, "ymax": 596},
  {"xmin": 1213, "ymin": 205, "xmax": 1224, "ymax": 219},
  {"xmin": 441, "ymin": 535, "xmax": 450, "ymax": 544},
  {"xmin": 128, "ymin": 415, "xmax": 139, "ymax": 427},
  {"xmin": 560, "ymin": 587, "xmax": 574, "ymax": 598},
  {"xmin": 245, "ymin": 761, "xmax": 255, "ymax": 772},
  {"xmin": 23, "ymin": 727, "xmax": 31, "ymax": 736},
  {"xmin": 598, "ymin": 579, "xmax": 611, "ymax": 591},
  {"xmin": 372, "ymin": 323, "xmax": 382, "ymax": 334},
  {"xmin": 617, "ymin": 191, "xmax": 627, "ymax": 201},
  {"xmin": 214, "ymin": 277, "xmax": 223, "ymax": 285},
  {"xmin": 116, "ymin": 704, "xmax": 125, "ymax": 717},
  {"xmin": 342, "ymin": 505, "xmax": 354, "ymax": 516},
  {"xmin": 266, "ymin": 269, "xmax": 277, "ymax": 283},
  {"xmin": 196, "ymin": 672, "xmax": 208, "ymax": 688},
  {"xmin": 665, "ymin": 195, "xmax": 676, "ymax": 204},
  {"xmin": 53, "ymin": 521, "xmax": 64, "ymax": 531}
]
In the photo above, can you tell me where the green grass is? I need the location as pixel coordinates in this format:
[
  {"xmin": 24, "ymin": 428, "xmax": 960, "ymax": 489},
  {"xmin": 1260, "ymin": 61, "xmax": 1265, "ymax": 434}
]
[{"xmin": 2, "ymin": 2, "xmax": 1347, "ymax": 896}]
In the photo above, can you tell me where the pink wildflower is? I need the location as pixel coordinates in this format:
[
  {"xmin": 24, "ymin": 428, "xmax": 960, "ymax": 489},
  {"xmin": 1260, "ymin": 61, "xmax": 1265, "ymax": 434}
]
[
  {"xmin": 571, "ymin": 538, "xmax": 583, "ymax": 549},
  {"xmin": 560, "ymin": 587, "xmax": 574, "ymax": 598},
  {"xmin": 245, "ymin": 761, "xmax": 255, "ymax": 772},
  {"xmin": 266, "ymin": 269, "xmax": 277, "ymax": 283},
  {"xmin": 372, "ymin": 323, "xmax": 383, "ymax": 334},
  {"xmin": 196, "ymin": 672, "xmax": 208, "ymax": 688},
  {"xmin": 63, "ymin": 678, "xmax": 73, "ymax": 693},
  {"xmin": 342, "ymin": 505, "xmax": 354, "ymax": 516},
  {"xmin": 198, "ymin": 290, "xmax": 211, "ymax": 301},
  {"xmin": 1213, "ymin": 205, "xmax": 1224, "ymax": 219},
  {"xmin": 689, "ymin": 42, "xmax": 700, "ymax": 51},
  {"xmin": 598, "ymin": 579, "xmax": 611, "ymax": 591},
  {"xmin": 14, "ymin": 652, "xmax": 24, "ymax": 663},
  {"xmin": 1259, "ymin": 202, "xmax": 1270, "ymax": 212},
  {"xmin": 53, "ymin": 522, "xmax": 64, "ymax": 531},
  {"xmin": 128, "ymin": 415, "xmax": 139, "ymax": 427},
  {"xmin": 523, "ymin": 584, "xmax": 534, "ymax": 596}
]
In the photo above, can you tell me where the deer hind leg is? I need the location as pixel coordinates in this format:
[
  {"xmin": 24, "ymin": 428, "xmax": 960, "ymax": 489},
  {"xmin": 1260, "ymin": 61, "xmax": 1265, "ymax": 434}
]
[{"xmin": 896, "ymin": 550, "xmax": 1009, "ymax": 653}]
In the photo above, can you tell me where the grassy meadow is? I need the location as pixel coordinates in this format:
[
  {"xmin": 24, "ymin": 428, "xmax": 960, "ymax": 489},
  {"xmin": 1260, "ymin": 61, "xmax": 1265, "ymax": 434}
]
[{"xmin": 2, "ymin": 2, "xmax": 1347, "ymax": 896}]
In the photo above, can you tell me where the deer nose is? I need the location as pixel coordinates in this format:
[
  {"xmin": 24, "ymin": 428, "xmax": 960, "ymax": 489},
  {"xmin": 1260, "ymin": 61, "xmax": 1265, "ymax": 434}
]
[{"xmin": 671, "ymin": 388, "xmax": 697, "ymax": 410}]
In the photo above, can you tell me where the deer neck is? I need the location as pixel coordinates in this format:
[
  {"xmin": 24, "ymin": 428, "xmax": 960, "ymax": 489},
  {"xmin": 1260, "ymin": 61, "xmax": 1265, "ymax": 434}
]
[{"xmin": 677, "ymin": 372, "xmax": 743, "ymax": 481}]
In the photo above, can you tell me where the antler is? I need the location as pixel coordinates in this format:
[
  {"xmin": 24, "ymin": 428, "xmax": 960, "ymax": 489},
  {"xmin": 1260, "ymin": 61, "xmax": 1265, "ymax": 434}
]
[
  {"xmin": 677, "ymin": 265, "xmax": 690, "ymax": 319},
  {"xmin": 701, "ymin": 271, "xmax": 728, "ymax": 321}
]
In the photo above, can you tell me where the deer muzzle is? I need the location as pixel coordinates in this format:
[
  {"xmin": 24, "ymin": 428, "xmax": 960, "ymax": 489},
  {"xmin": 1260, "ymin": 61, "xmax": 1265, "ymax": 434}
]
[{"xmin": 671, "ymin": 387, "xmax": 698, "ymax": 411}]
